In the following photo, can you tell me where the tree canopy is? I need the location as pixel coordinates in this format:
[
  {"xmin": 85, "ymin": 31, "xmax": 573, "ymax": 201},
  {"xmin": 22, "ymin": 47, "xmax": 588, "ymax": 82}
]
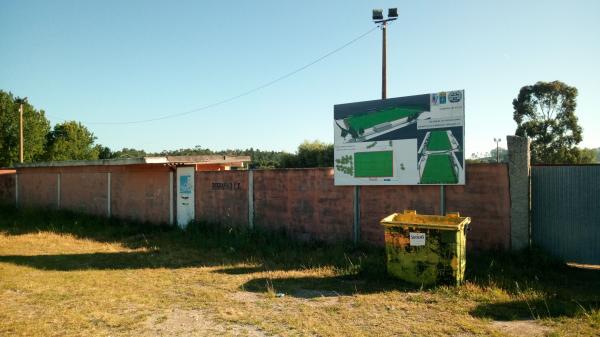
[
  {"xmin": 279, "ymin": 140, "xmax": 334, "ymax": 168},
  {"xmin": 513, "ymin": 81, "xmax": 590, "ymax": 164},
  {"xmin": 0, "ymin": 91, "xmax": 51, "ymax": 167},
  {"xmin": 45, "ymin": 121, "xmax": 99, "ymax": 161}
]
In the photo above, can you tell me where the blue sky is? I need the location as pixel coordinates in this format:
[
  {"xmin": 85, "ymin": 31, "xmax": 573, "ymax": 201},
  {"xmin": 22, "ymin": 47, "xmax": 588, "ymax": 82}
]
[{"xmin": 1, "ymin": 0, "xmax": 599, "ymax": 156}]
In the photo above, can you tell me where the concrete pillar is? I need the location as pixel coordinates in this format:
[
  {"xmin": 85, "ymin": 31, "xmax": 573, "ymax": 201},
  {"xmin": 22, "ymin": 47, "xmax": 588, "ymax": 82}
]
[
  {"xmin": 169, "ymin": 171, "xmax": 173, "ymax": 225},
  {"xmin": 248, "ymin": 170, "xmax": 254, "ymax": 229},
  {"xmin": 57, "ymin": 173, "xmax": 61, "ymax": 209},
  {"xmin": 107, "ymin": 172, "xmax": 112, "ymax": 217},
  {"xmin": 15, "ymin": 173, "xmax": 19, "ymax": 207},
  {"xmin": 507, "ymin": 135, "xmax": 531, "ymax": 250}
]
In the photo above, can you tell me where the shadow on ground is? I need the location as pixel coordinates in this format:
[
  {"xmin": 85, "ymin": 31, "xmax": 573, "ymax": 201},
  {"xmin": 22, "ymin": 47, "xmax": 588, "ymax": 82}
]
[
  {"xmin": 471, "ymin": 299, "xmax": 600, "ymax": 320},
  {"xmin": 0, "ymin": 251, "xmax": 221, "ymax": 270},
  {"xmin": 240, "ymin": 275, "xmax": 419, "ymax": 298},
  {"xmin": 2, "ymin": 205, "xmax": 600, "ymax": 319}
]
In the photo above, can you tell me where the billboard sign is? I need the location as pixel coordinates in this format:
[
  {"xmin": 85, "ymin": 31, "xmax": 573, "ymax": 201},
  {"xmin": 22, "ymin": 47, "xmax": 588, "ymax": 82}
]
[{"xmin": 334, "ymin": 90, "xmax": 465, "ymax": 185}]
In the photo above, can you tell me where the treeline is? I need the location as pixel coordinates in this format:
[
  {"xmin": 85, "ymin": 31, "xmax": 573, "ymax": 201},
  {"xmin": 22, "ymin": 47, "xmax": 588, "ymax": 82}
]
[
  {"xmin": 0, "ymin": 90, "xmax": 333, "ymax": 168},
  {"xmin": 103, "ymin": 141, "xmax": 334, "ymax": 169},
  {"xmin": 3, "ymin": 86, "xmax": 598, "ymax": 169}
]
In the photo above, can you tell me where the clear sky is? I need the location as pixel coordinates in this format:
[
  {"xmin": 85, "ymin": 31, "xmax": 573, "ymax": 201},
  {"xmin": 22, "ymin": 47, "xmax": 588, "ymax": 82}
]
[{"xmin": 1, "ymin": 0, "xmax": 599, "ymax": 156}]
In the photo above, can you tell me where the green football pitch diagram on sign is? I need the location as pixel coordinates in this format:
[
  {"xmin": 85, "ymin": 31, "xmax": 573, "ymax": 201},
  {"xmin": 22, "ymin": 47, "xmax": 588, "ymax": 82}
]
[
  {"xmin": 354, "ymin": 151, "xmax": 394, "ymax": 177},
  {"xmin": 334, "ymin": 91, "xmax": 465, "ymax": 186}
]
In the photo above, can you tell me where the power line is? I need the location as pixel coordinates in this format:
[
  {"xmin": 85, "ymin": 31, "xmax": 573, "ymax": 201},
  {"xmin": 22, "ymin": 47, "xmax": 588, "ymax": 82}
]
[{"xmin": 48, "ymin": 26, "xmax": 378, "ymax": 125}]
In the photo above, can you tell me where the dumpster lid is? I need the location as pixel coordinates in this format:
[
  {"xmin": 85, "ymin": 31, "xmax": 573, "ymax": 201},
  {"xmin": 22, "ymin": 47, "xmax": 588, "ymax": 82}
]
[{"xmin": 381, "ymin": 210, "xmax": 471, "ymax": 230}]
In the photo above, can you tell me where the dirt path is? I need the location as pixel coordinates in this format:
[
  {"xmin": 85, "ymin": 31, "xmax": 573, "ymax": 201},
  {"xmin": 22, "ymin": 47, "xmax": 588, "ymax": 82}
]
[{"xmin": 146, "ymin": 308, "xmax": 269, "ymax": 337}]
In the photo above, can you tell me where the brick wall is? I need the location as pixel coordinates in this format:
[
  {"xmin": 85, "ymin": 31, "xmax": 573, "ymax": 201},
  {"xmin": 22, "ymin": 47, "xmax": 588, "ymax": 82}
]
[
  {"xmin": 0, "ymin": 170, "xmax": 15, "ymax": 205},
  {"xmin": 110, "ymin": 166, "xmax": 171, "ymax": 224},
  {"xmin": 253, "ymin": 168, "xmax": 354, "ymax": 242},
  {"xmin": 360, "ymin": 185, "xmax": 440, "ymax": 246},
  {"xmin": 12, "ymin": 163, "xmax": 511, "ymax": 250},
  {"xmin": 446, "ymin": 164, "xmax": 510, "ymax": 250},
  {"xmin": 356, "ymin": 164, "xmax": 510, "ymax": 250},
  {"xmin": 196, "ymin": 170, "xmax": 249, "ymax": 226},
  {"xmin": 15, "ymin": 165, "xmax": 171, "ymax": 224},
  {"xmin": 18, "ymin": 168, "xmax": 59, "ymax": 209}
]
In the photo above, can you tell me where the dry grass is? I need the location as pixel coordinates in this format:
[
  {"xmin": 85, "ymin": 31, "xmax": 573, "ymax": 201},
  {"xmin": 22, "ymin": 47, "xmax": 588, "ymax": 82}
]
[{"xmin": 0, "ymin": 206, "xmax": 599, "ymax": 337}]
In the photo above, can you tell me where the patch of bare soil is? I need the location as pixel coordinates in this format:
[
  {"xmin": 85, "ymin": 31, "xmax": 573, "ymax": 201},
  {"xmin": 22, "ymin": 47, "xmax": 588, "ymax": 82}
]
[
  {"xmin": 146, "ymin": 308, "xmax": 269, "ymax": 337},
  {"xmin": 491, "ymin": 320, "xmax": 553, "ymax": 337}
]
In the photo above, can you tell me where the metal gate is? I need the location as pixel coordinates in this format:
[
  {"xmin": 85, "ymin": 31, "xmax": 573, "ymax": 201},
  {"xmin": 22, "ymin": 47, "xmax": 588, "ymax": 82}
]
[{"xmin": 532, "ymin": 165, "xmax": 600, "ymax": 265}]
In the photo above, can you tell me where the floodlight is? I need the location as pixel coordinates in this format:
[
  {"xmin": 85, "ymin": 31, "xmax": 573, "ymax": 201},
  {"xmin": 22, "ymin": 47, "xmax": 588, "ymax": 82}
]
[
  {"xmin": 372, "ymin": 9, "xmax": 383, "ymax": 20},
  {"xmin": 388, "ymin": 8, "xmax": 398, "ymax": 18}
]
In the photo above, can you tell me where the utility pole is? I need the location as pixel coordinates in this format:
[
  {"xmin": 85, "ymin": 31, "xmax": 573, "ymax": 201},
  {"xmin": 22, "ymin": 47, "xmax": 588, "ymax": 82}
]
[
  {"xmin": 372, "ymin": 8, "xmax": 397, "ymax": 100},
  {"xmin": 15, "ymin": 97, "xmax": 27, "ymax": 163}
]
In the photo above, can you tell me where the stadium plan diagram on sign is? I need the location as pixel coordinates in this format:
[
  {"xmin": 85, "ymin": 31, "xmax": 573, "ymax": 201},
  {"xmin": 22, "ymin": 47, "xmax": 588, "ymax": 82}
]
[{"xmin": 334, "ymin": 90, "xmax": 465, "ymax": 186}]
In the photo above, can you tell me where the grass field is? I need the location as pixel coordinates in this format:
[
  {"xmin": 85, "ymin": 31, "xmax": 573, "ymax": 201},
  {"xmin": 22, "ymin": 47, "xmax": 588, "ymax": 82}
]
[
  {"xmin": 1, "ymin": 206, "xmax": 599, "ymax": 337},
  {"xmin": 421, "ymin": 154, "xmax": 458, "ymax": 184},
  {"xmin": 345, "ymin": 107, "xmax": 422, "ymax": 132},
  {"xmin": 354, "ymin": 151, "xmax": 393, "ymax": 177},
  {"xmin": 427, "ymin": 131, "xmax": 452, "ymax": 151}
]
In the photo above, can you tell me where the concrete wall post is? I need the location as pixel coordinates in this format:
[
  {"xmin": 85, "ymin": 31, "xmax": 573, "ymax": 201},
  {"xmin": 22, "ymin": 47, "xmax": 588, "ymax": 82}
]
[
  {"xmin": 169, "ymin": 171, "xmax": 173, "ymax": 225},
  {"xmin": 57, "ymin": 173, "xmax": 61, "ymax": 209},
  {"xmin": 107, "ymin": 172, "xmax": 112, "ymax": 217},
  {"xmin": 507, "ymin": 135, "xmax": 531, "ymax": 250},
  {"xmin": 248, "ymin": 170, "xmax": 254, "ymax": 229},
  {"xmin": 15, "ymin": 173, "xmax": 19, "ymax": 207}
]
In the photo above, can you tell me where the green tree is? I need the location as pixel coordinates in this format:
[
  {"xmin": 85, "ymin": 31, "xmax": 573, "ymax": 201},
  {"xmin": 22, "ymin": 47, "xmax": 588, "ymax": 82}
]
[
  {"xmin": 112, "ymin": 147, "xmax": 147, "ymax": 158},
  {"xmin": 489, "ymin": 147, "xmax": 509, "ymax": 163},
  {"xmin": 280, "ymin": 140, "xmax": 334, "ymax": 168},
  {"xmin": 513, "ymin": 81, "xmax": 591, "ymax": 164},
  {"xmin": 94, "ymin": 145, "xmax": 114, "ymax": 159},
  {"xmin": 0, "ymin": 91, "xmax": 51, "ymax": 166},
  {"xmin": 45, "ymin": 121, "xmax": 99, "ymax": 161}
]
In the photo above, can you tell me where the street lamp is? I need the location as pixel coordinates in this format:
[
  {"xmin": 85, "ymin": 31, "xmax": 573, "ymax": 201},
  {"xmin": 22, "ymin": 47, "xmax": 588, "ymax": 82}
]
[
  {"xmin": 15, "ymin": 97, "xmax": 28, "ymax": 163},
  {"xmin": 493, "ymin": 138, "xmax": 501, "ymax": 163},
  {"xmin": 372, "ymin": 8, "xmax": 398, "ymax": 100}
]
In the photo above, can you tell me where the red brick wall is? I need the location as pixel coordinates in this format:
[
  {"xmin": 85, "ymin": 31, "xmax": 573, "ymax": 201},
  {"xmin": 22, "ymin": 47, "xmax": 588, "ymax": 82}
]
[
  {"xmin": 60, "ymin": 171, "xmax": 108, "ymax": 217},
  {"xmin": 12, "ymin": 163, "xmax": 511, "ymax": 250},
  {"xmin": 253, "ymin": 168, "xmax": 354, "ymax": 242},
  {"xmin": 110, "ymin": 166, "xmax": 171, "ymax": 224},
  {"xmin": 196, "ymin": 170, "xmax": 249, "ymax": 226},
  {"xmin": 446, "ymin": 164, "xmax": 510, "ymax": 250},
  {"xmin": 360, "ymin": 185, "xmax": 440, "ymax": 246},
  {"xmin": 18, "ymin": 168, "xmax": 59, "ymax": 209},
  {"xmin": 0, "ymin": 171, "xmax": 16, "ymax": 205},
  {"xmin": 359, "ymin": 164, "xmax": 510, "ymax": 250}
]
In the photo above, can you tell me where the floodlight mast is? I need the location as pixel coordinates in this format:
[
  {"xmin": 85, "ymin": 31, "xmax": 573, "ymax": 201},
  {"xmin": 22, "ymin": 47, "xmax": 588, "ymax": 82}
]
[
  {"xmin": 372, "ymin": 8, "xmax": 397, "ymax": 100},
  {"xmin": 493, "ymin": 138, "xmax": 501, "ymax": 163}
]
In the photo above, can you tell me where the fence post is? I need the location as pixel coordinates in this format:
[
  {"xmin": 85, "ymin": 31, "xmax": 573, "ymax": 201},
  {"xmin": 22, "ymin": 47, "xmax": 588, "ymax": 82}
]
[{"xmin": 507, "ymin": 135, "xmax": 531, "ymax": 250}]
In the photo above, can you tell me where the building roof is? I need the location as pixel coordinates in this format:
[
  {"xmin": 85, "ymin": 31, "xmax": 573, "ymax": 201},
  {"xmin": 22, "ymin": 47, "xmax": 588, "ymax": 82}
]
[{"xmin": 13, "ymin": 155, "xmax": 251, "ymax": 168}]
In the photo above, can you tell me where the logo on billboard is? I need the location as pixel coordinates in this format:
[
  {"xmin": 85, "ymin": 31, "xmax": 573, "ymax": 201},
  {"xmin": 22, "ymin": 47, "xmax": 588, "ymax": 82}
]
[
  {"xmin": 448, "ymin": 91, "xmax": 462, "ymax": 103},
  {"xmin": 439, "ymin": 92, "xmax": 447, "ymax": 104},
  {"xmin": 431, "ymin": 94, "xmax": 439, "ymax": 105}
]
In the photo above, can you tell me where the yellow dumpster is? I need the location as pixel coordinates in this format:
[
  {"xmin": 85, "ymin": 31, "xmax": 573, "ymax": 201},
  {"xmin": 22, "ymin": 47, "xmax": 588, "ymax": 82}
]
[{"xmin": 381, "ymin": 210, "xmax": 471, "ymax": 286}]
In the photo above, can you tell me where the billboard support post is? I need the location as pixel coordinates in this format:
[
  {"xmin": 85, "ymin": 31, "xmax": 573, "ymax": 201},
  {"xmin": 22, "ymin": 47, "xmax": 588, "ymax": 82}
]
[{"xmin": 440, "ymin": 185, "xmax": 446, "ymax": 216}]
